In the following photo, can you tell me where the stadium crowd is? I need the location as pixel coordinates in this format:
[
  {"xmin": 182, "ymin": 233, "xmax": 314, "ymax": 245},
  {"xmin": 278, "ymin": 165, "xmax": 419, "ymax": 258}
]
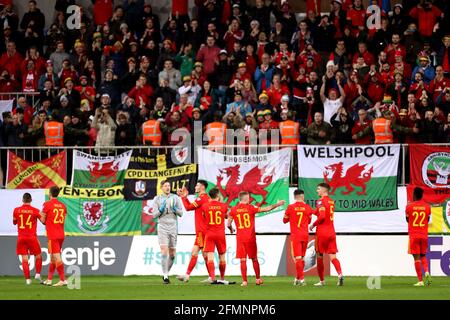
[{"xmin": 0, "ymin": 0, "xmax": 449, "ymax": 148}]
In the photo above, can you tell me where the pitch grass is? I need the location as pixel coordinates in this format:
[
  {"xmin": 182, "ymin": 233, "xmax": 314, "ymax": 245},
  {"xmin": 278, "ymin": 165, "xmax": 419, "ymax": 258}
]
[{"xmin": 1, "ymin": 276, "xmax": 449, "ymax": 300}]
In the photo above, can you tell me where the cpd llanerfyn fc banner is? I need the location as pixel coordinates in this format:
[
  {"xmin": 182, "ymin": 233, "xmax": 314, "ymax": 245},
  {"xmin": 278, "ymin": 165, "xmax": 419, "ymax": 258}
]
[{"xmin": 124, "ymin": 152, "xmax": 197, "ymax": 201}]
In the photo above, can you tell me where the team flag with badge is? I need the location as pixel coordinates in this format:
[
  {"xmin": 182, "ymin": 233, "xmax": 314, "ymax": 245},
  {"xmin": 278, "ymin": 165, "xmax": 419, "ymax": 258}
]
[
  {"xmin": 297, "ymin": 145, "xmax": 400, "ymax": 211},
  {"xmin": 6, "ymin": 151, "xmax": 67, "ymax": 189},
  {"xmin": 409, "ymin": 144, "xmax": 450, "ymax": 204},
  {"xmin": 71, "ymin": 150, "xmax": 132, "ymax": 188},
  {"xmin": 58, "ymin": 186, "xmax": 141, "ymax": 236},
  {"xmin": 197, "ymin": 148, "xmax": 290, "ymax": 213},
  {"xmin": 123, "ymin": 151, "xmax": 197, "ymax": 201}
]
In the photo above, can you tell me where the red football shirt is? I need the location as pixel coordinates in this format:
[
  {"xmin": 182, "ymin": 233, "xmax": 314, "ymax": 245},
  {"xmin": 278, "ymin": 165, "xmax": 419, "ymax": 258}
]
[
  {"xmin": 182, "ymin": 193, "xmax": 209, "ymax": 234},
  {"xmin": 284, "ymin": 201, "xmax": 313, "ymax": 242},
  {"xmin": 13, "ymin": 204, "xmax": 40, "ymax": 239},
  {"xmin": 313, "ymin": 196, "xmax": 336, "ymax": 237},
  {"xmin": 230, "ymin": 203, "xmax": 259, "ymax": 242},
  {"xmin": 406, "ymin": 200, "xmax": 431, "ymax": 238},
  {"xmin": 42, "ymin": 198, "xmax": 67, "ymax": 240},
  {"xmin": 202, "ymin": 200, "xmax": 228, "ymax": 235}
]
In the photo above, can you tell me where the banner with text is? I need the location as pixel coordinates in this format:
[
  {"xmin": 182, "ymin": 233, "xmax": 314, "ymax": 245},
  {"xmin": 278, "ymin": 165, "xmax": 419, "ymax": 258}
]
[
  {"xmin": 409, "ymin": 144, "xmax": 450, "ymax": 203},
  {"xmin": 297, "ymin": 145, "xmax": 400, "ymax": 211},
  {"xmin": 124, "ymin": 152, "xmax": 197, "ymax": 201},
  {"xmin": 6, "ymin": 151, "xmax": 66, "ymax": 189},
  {"xmin": 198, "ymin": 149, "xmax": 290, "ymax": 213},
  {"xmin": 71, "ymin": 150, "xmax": 132, "ymax": 188},
  {"xmin": 58, "ymin": 186, "xmax": 141, "ymax": 236}
]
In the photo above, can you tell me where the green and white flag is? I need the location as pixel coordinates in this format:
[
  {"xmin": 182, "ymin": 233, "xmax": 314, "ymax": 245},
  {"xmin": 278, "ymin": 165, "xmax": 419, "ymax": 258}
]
[
  {"xmin": 297, "ymin": 145, "xmax": 400, "ymax": 211},
  {"xmin": 71, "ymin": 150, "xmax": 132, "ymax": 188},
  {"xmin": 57, "ymin": 186, "xmax": 141, "ymax": 236},
  {"xmin": 198, "ymin": 148, "xmax": 291, "ymax": 215}
]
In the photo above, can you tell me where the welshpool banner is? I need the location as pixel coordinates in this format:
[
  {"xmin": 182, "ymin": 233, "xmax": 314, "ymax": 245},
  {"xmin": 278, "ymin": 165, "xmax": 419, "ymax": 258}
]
[
  {"xmin": 197, "ymin": 149, "xmax": 290, "ymax": 214},
  {"xmin": 297, "ymin": 145, "xmax": 400, "ymax": 211},
  {"xmin": 124, "ymin": 152, "xmax": 197, "ymax": 201},
  {"xmin": 6, "ymin": 151, "xmax": 66, "ymax": 189},
  {"xmin": 71, "ymin": 150, "xmax": 132, "ymax": 188},
  {"xmin": 57, "ymin": 186, "xmax": 141, "ymax": 236},
  {"xmin": 409, "ymin": 144, "xmax": 450, "ymax": 204}
]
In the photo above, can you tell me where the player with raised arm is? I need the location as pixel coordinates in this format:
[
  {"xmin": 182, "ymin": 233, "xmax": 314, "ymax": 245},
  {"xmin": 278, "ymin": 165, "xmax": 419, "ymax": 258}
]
[
  {"xmin": 152, "ymin": 180, "xmax": 183, "ymax": 284},
  {"xmin": 309, "ymin": 183, "xmax": 344, "ymax": 286},
  {"xmin": 228, "ymin": 191, "xmax": 285, "ymax": 286},
  {"xmin": 13, "ymin": 193, "xmax": 43, "ymax": 285},
  {"xmin": 406, "ymin": 187, "xmax": 432, "ymax": 286},
  {"xmin": 176, "ymin": 180, "xmax": 210, "ymax": 283},
  {"xmin": 40, "ymin": 186, "xmax": 67, "ymax": 287},
  {"xmin": 283, "ymin": 189, "xmax": 313, "ymax": 286},
  {"xmin": 201, "ymin": 187, "xmax": 233, "ymax": 285}
]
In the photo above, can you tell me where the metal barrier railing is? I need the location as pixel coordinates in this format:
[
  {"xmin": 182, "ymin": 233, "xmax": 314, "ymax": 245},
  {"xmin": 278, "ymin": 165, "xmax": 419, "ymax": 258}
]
[
  {"xmin": 0, "ymin": 92, "xmax": 40, "ymax": 109},
  {"xmin": 0, "ymin": 144, "xmax": 449, "ymax": 187}
]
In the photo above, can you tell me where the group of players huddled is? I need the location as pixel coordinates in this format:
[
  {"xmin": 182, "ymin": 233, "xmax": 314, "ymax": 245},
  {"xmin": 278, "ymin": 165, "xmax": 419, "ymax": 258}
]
[{"xmin": 14, "ymin": 181, "xmax": 432, "ymax": 287}]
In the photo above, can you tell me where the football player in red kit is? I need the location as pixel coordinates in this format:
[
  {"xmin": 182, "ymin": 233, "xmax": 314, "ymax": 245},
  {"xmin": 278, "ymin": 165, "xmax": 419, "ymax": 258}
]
[
  {"xmin": 201, "ymin": 187, "xmax": 233, "ymax": 284},
  {"xmin": 13, "ymin": 192, "xmax": 43, "ymax": 285},
  {"xmin": 177, "ymin": 180, "xmax": 210, "ymax": 282},
  {"xmin": 40, "ymin": 186, "xmax": 67, "ymax": 287},
  {"xmin": 283, "ymin": 189, "xmax": 313, "ymax": 286},
  {"xmin": 309, "ymin": 183, "xmax": 344, "ymax": 286},
  {"xmin": 406, "ymin": 187, "xmax": 432, "ymax": 286},
  {"xmin": 228, "ymin": 191, "xmax": 285, "ymax": 286}
]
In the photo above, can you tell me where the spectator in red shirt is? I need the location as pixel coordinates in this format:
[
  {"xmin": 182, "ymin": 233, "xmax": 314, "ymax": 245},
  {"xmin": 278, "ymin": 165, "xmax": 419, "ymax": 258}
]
[
  {"xmin": 351, "ymin": 108, "xmax": 372, "ymax": 144},
  {"xmin": 352, "ymin": 42, "xmax": 375, "ymax": 66},
  {"xmin": 14, "ymin": 96, "xmax": 34, "ymax": 126},
  {"xmin": 436, "ymin": 35, "xmax": 450, "ymax": 74},
  {"xmin": 196, "ymin": 36, "xmax": 220, "ymax": 77},
  {"xmin": 93, "ymin": 0, "xmax": 113, "ymax": 26},
  {"xmin": 347, "ymin": 0, "xmax": 366, "ymax": 38},
  {"xmin": 409, "ymin": 1, "xmax": 442, "ymax": 38},
  {"xmin": 0, "ymin": 69, "xmax": 19, "ymax": 98},
  {"xmin": 22, "ymin": 60, "xmax": 39, "ymax": 92},
  {"xmin": 231, "ymin": 62, "xmax": 252, "ymax": 84},
  {"xmin": 0, "ymin": 41, "xmax": 23, "ymax": 82},
  {"xmin": 75, "ymin": 76, "xmax": 96, "ymax": 111},
  {"xmin": 385, "ymin": 33, "xmax": 407, "ymax": 65},
  {"xmin": 21, "ymin": 46, "xmax": 46, "ymax": 76},
  {"xmin": 364, "ymin": 70, "xmax": 385, "ymax": 104},
  {"xmin": 223, "ymin": 18, "xmax": 245, "ymax": 54},
  {"xmin": 267, "ymin": 74, "xmax": 290, "ymax": 110},
  {"xmin": 128, "ymin": 73, "xmax": 154, "ymax": 107}
]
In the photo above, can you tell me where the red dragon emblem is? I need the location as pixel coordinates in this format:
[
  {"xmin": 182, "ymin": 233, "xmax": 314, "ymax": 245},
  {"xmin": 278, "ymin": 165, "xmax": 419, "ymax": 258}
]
[
  {"xmin": 83, "ymin": 202, "xmax": 103, "ymax": 226},
  {"xmin": 323, "ymin": 162, "xmax": 374, "ymax": 195},
  {"xmin": 216, "ymin": 165, "xmax": 274, "ymax": 205},
  {"xmin": 87, "ymin": 161, "xmax": 119, "ymax": 183}
]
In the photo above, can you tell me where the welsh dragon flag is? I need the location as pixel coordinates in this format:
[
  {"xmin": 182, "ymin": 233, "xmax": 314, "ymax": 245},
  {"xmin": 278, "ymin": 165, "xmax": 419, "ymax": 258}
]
[
  {"xmin": 297, "ymin": 145, "xmax": 400, "ymax": 212},
  {"xmin": 71, "ymin": 150, "xmax": 132, "ymax": 188},
  {"xmin": 198, "ymin": 149, "xmax": 291, "ymax": 215}
]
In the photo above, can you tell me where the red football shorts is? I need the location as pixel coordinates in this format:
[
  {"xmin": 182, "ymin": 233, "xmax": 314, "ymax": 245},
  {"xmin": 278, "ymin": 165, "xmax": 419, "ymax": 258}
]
[
  {"xmin": 315, "ymin": 234, "xmax": 338, "ymax": 254},
  {"xmin": 236, "ymin": 240, "xmax": 257, "ymax": 259},
  {"xmin": 48, "ymin": 239, "xmax": 64, "ymax": 254},
  {"xmin": 194, "ymin": 232, "xmax": 205, "ymax": 248},
  {"xmin": 16, "ymin": 237, "xmax": 41, "ymax": 255},
  {"xmin": 204, "ymin": 233, "xmax": 226, "ymax": 254},
  {"xmin": 291, "ymin": 239, "xmax": 308, "ymax": 258},
  {"xmin": 408, "ymin": 237, "xmax": 428, "ymax": 255}
]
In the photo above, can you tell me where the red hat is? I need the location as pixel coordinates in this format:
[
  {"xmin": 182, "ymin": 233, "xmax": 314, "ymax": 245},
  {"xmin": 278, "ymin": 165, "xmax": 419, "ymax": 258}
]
[
  {"xmin": 394, "ymin": 50, "xmax": 403, "ymax": 57},
  {"xmin": 140, "ymin": 55, "xmax": 149, "ymax": 62},
  {"xmin": 46, "ymin": 60, "xmax": 53, "ymax": 66}
]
